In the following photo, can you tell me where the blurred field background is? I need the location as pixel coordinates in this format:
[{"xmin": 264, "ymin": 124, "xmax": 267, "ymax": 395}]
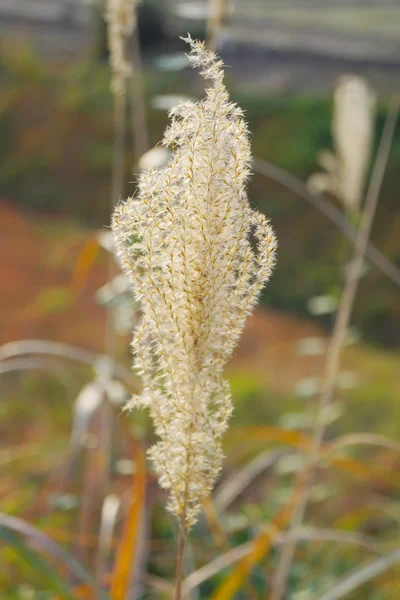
[{"xmin": 0, "ymin": 1, "xmax": 400, "ymax": 599}]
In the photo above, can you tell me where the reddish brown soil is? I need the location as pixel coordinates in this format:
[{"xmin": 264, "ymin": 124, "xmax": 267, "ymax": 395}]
[{"xmin": 0, "ymin": 202, "xmax": 107, "ymax": 351}]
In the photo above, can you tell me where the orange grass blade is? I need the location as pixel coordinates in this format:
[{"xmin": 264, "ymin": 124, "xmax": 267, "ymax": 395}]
[
  {"xmin": 225, "ymin": 426, "xmax": 312, "ymax": 450},
  {"xmin": 228, "ymin": 426, "xmax": 400, "ymax": 488},
  {"xmin": 110, "ymin": 444, "xmax": 147, "ymax": 600},
  {"xmin": 330, "ymin": 455, "xmax": 397, "ymax": 487},
  {"xmin": 70, "ymin": 237, "xmax": 99, "ymax": 296}
]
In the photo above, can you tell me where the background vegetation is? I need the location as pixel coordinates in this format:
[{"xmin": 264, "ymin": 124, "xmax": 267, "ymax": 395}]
[{"xmin": 1, "ymin": 2, "xmax": 400, "ymax": 598}]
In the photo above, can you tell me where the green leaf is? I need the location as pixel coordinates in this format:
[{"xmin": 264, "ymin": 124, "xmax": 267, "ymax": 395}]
[{"xmin": 0, "ymin": 525, "xmax": 75, "ymax": 599}]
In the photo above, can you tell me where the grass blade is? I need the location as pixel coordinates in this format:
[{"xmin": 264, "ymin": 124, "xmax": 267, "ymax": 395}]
[
  {"xmin": 229, "ymin": 426, "xmax": 400, "ymax": 488},
  {"xmin": 215, "ymin": 449, "xmax": 285, "ymax": 513},
  {"xmin": 318, "ymin": 548, "xmax": 400, "ymax": 600},
  {"xmin": 76, "ymin": 397, "xmax": 113, "ymax": 567},
  {"xmin": 0, "ymin": 513, "xmax": 102, "ymax": 594},
  {"xmin": 0, "ymin": 339, "xmax": 138, "ymax": 391},
  {"xmin": 210, "ymin": 488, "xmax": 299, "ymax": 600},
  {"xmin": 202, "ymin": 496, "xmax": 229, "ymax": 548},
  {"xmin": 96, "ymin": 494, "xmax": 121, "ymax": 583},
  {"xmin": 328, "ymin": 433, "xmax": 400, "ymax": 454},
  {"xmin": 70, "ymin": 381, "xmax": 106, "ymax": 454},
  {"xmin": 0, "ymin": 525, "xmax": 76, "ymax": 599},
  {"xmin": 70, "ymin": 237, "xmax": 99, "ymax": 296},
  {"xmin": 183, "ymin": 527, "xmax": 380, "ymax": 595},
  {"xmin": 110, "ymin": 443, "xmax": 147, "ymax": 600}
]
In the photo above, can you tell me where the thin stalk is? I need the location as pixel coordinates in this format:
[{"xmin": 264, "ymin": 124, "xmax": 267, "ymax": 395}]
[
  {"xmin": 106, "ymin": 88, "xmax": 127, "ymax": 360},
  {"xmin": 111, "ymin": 89, "xmax": 127, "ymax": 221},
  {"xmin": 270, "ymin": 98, "xmax": 399, "ymax": 600},
  {"xmin": 253, "ymin": 158, "xmax": 400, "ymax": 286},
  {"xmin": 0, "ymin": 339, "xmax": 139, "ymax": 390},
  {"xmin": 130, "ymin": 25, "xmax": 150, "ymax": 163},
  {"xmin": 181, "ymin": 529, "xmax": 381, "ymax": 595},
  {"xmin": 93, "ymin": 83, "xmax": 127, "ymax": 582},
  {"xmin": 175, "ymin": 518, "xmax": 186, "ymax": 600},
  {"xmin": 318, "ymin": 547, "xmax": 400, "ymax": 600}
]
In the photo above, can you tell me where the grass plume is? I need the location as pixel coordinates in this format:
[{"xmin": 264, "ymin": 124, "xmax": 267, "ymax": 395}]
[{"xmin": 112, "ymin": 36, "xmax": 277, "ymax": 528}]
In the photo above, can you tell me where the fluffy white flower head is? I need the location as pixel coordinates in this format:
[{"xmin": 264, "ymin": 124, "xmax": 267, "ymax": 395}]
[{"xmin": 112, "ymin": 36, "xmax": 277, "ymax": 527}]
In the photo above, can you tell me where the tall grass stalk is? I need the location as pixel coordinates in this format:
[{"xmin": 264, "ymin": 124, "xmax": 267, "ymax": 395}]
[
  {"xmin": 130, "ymin": 25, "xmax": 150, "ymax": 162},
  {"xmin": 270, "ymin": 97, "xmax": 399, "ymax": 600},
  {"xmin": 90, "ymin": 0, "xmax": 133, "ymax": 581},
  {"xmin": 112, "ymin": 36, "xmax": 276, "ymax": 593},
  {"xmin": 106, "ymin": 88, "xmax": 127, "ymax": 359}
]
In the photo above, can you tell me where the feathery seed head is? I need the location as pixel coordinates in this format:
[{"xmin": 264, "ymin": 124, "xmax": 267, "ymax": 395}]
[
  {"xmin": 112, "ymin": 36, "xmax": 277, "ymax": 527},
  {"xmin": 333, "ymin": 75, "xmax": 375, "ymax": 211},
  {"xmin": 308, "ymin": 75, "xmax": 375, "ymax": 213}
]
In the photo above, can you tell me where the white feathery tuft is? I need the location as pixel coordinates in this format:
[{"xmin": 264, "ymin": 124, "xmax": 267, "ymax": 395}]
[{"xmin": 112, "ymin": 36, "xmax": 277, "ymax": 527}]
